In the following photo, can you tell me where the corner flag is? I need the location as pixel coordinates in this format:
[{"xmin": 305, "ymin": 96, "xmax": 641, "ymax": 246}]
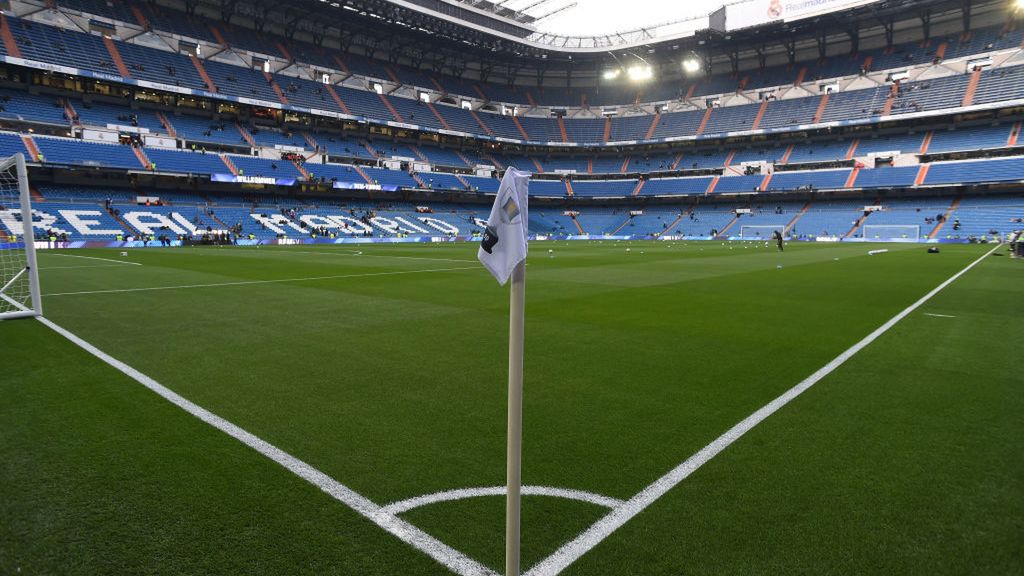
[
  {"xmin": 478, "ymin": 167, "xmax": 531, "ymax": 576},
  {"xmin": 478, "ymin": 167, "xmax": 530, "ymax": 285}
]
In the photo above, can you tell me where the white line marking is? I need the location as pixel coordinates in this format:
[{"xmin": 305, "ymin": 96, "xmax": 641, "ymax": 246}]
[
  {"xmin": 41, "ymin": 264, "xmax": 140, "ymax": 270},
  {"xmin": 42, "ymin": 253, "xmax": 142, "ymax": 266},
  {"xmin": 382, "ymin": 486, "xmax": 623, "ymax": 516},
  {"xmin": 35, "ymin": 316, "xmax": 497, "ymax": 576},
  {"xmin": 924, "ymin": 313, "xmax": 957, "ymax": 318},
  {"xmin": 526, "ymin": 243, "xmax": 1001, "ymax": 576},
  {"xmin": 42, "ymin": 266, "xmax": 479, "ymax": 297}
]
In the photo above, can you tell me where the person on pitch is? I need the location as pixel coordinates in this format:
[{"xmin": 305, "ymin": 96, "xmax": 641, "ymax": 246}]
[{"xmin": 773, "ymin": 229, "xmax": 784, "ymax": 252}]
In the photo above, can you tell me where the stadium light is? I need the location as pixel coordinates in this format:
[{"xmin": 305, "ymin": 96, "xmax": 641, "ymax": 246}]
[
  {"xmin": 682, "ymin": 58, "xmax": 701, "ymax": 74},
  {"xmin": 1018, "ymin": 0, "xmax": 1024, "ymax": 9},
  {"xmin": 627, "ymin": 65, "xmax": 652, "ymax": 81},
  {"xmin": 602, "ymin": 69, "xmax": 621, "ymax": 80}
]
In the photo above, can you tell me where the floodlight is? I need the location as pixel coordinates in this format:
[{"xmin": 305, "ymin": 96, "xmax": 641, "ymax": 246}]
[
  {"xmin": 682, "ymin": 58, "xmax": 701, "ymax": 74},
  {"xmin": 1018, "ymin": 0, "xmax": 1024, "ymax": 9},
  {"xmin": 627, "ymin": 65, "xmax": 652, "ymax": 81},
  {"xmin": 603, "ymin": 69, "xmax": 621, "ymax": 80}
]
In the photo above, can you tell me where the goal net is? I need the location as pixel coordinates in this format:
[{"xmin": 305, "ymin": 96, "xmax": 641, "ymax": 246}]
[
  {"xmin": 861, "ymin": 225, "xmax": 921, "ymax": 241},
  {"xmin": 739, "ymin": 225, "xmax": 785, "ymax": 239},
  {"xmin": 0, "ymin": 154, "xmax": 42, "ymax": 320}
]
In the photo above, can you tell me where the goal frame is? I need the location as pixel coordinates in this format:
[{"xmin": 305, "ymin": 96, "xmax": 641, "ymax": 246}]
[
  {"xmin": 861, "ymin": 224, "xmax": 921, "ymax": 242},
  {"xmin": 0, "ymin": 153, "xmax": 42, "ymax": 320},
  {"xmin": 739, "ymin": 225, "xmax": 786, "ymax": 239}
]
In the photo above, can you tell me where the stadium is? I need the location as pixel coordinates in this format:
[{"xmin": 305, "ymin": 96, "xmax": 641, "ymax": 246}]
[{"xmin": 0, "ymin": 0, "xmax": 1021, "ymax": 573}]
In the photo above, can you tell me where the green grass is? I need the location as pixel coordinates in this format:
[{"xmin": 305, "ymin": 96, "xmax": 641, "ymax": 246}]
[{"xmin": 1, "ymin": 240, "xmax": 1020, "ymax": 575}]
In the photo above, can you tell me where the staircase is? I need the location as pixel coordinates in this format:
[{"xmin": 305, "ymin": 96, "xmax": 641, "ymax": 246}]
[
  {"xmin": 716, "ymin": 215, "xmax": 740, "ymax": 238},
  {"xmin": 107, "ymin": 207, "xmax": 141, "ymax": 237},
  {"xmin": 620, "ymin": 157, "xmax": 631, "ymax": 174},
  {"xmin": 530, "ymin": 157, "xmax": 544, "ymax": 173},
  {"xmin": 695, "ymin": 107, "xmax": 713, "ymax": 136},
  {"xmin": 352, "ymin": 164, "xmax": 373, "ymax": 184},
  {"xmin": 557, "ymin": 116, "xmax": 568, "ymax": 142},
  {"xmin": 301, "ymin": 132, "xmax": 319, "ymax": 152},
  {"xmin": 263, "ymin": 72, "xmax": 290, "ymax": 105},
  {"xmin": 794, "ymin": 65, "xmax": 807, "ymax": 86},
  {"xmin": 609, "ymin": 215, "xmax": 633, "ymax": 235},
  {"xmin": 208, "ymin": 24, "xmax": 229, "ymax": 47},
  {"xmin": 706, "ymin": 176, "xmax": 720, "ymax": 194},
  {"xmin": 332, "ymin": 55, "xmax": 351, "ymax": 75},
  {"xmin": 454, "ymin": 174, "xmax": 470, "ymax": 188},
  {"xmin": 631, "ymin": 179, "xmax": 646, "ymax": 196},
  {"xmin": 275, "ymin": 41, "xmax": 293, "ymax": 62},
  {"xmin": 919, "ymin": 131, "xmax": 933, "ymax": 154},
  {"xmin": 470, "ymin": 110, "xmax": 495, "ymax": 135},
  {"xmin": 220, "ymin": 154, "xmax": 239, "ymax": 175},
  {"xmin": 571, "ymin": 214, "xmax": 585, "ymax": 234},
  {"xmin": 962, "ymin": 68, "xmax": 982, "ymax": 107},
  {"xmin": 881, "ymin": 83, "xmax": 898, "ymax": 115},
  {"xmin": 845, "ymin": 138, "xmax": 859, "ymax": 159},
  {"xmin": 928, "ymin": 197, "xmax": 961, "ymax": 238},
  {"xmin": 132, "ymin": 146, "xmax": 151, "ymax": 169},
  {"xmin": 425, "ymin": 102, "xmax": 451, "ymax": 130},
  {"xmin": 511, "ymin": 116, "xmax": 530, "ymax": 140},
  {"xmin": 656, "ymin": 212, "xmax": 684, "ymax": 237},
  {"xmin": 914, "ymin": 164, "xmax": 930, "ymax": 186},
  {"xmin": 845, "ymin": 213, "xmax": 869, "ymax": 238},
  {"xmin": 455, "ymin": 150, "xmax": 475, "ymax": 167},
  {"xmin": 156, "ymin": 111, "xmax": 177, "ymax": 137},
  {"xmin": 130, "ymin": 5, "xmax": 150, "ymax": 29},
  {"xmin": 190, "ymin": 55, "xmax": 218, "ymax": 93},
  {"xmin": 0, "ymin": 14, "xmax": 22, "ymax": 58},
  {"xmin": 564, "ymin": 180, "xmax": 574, "ymax": 196},
  {"xmin": 751, "ymin": 100, "xmax": 769, "ymax": 130},
  {"xmin": 361, "ymin": 140, "xmax": 378, "ymax": 158},
  {"xmin": 603, "ymin": 117, "xmax": 612, "ymax": 142},
  {"xmin": 292, "ymin": 161, "xmax": 310, "ymax": 180},
  {"xmin": 844, "ymin": 166, "xmax": 861, "ymax": 188},
  {"xmin": 812, "ymin": 93, "xmax": 830, "ymax": 123},
  {"xmin": 587, "ymin": 158, "xmax": 593, "ymax": 174},
  {"xmin": 236, "ymin": 123, "xmax": 257, "ymax": 147},
  {"xmin": 644, "ymin": 113, "xmax": 661, "ymax": 140},
  {"xmin": 319, "ymin": 85, "xmax": 350, "ymax": 114},
  {"xmin": 780, "ymin": 144, "xmax": 794, "ymax": 164},
  {"xmin": 1009, "ymin": 122, "xmax": 1021, "ymax": 147},
  {"xmin": 784, "ymin": 201, "xmax": 812, "ymax": 235},
  {"xmin": 63, "ymin": 99, "xmax": 79, "ymax": 124},
  {"xmin": 410, "ymin": 171, "xmax": 427, "ymax": 187},
  {"xmin": 377, "ymin": 93, "xmax": 404, "ymax": 122},
  {"xmin": 102, "ymin": 36, "xmax": 132, "ymax": 78},
  {"xmin": 759, "ymin": 171, "xmax": 773, "ymax": 191},
  {"xmin": 409, "ymin": 145, "xmax": 429, "ymax": 163},
  {"xmin": 21, "ymin": 135, "xmax": 40, "ymax": 162},
  {"xmin": 29, "ymin": 186, "xmax": 44, "ymax": 201}
]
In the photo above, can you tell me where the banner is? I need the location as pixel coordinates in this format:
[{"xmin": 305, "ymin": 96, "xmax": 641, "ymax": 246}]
[
  {"xmin": 725, "ymin": 0, "xmax": 879, "ymax": 31},
  {"xmin": 211, "ymin": 173, "xmax": 297, "ymax": 186},
  {"xmin": 332, "ymin": 181, "xmax": 401, "ymax": 192}
]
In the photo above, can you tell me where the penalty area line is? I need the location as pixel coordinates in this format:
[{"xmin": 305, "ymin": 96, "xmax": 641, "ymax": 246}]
[
  {"xmin": 42, "ymin": 266, "xmax": 480, "ymax": 297},
  {"xmin": 526, "ymin": 243, "xmax": 1002, "ymax": 576},
  {"xmin": 41, "ymin": 253, "xmax": 142, "ymax": 266},
  {"xmin": 35, "ymin": 315, "xmax": 497, "ymax": 576}
]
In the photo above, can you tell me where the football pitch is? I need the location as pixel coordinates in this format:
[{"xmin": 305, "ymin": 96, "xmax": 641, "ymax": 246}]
[{"xmin": 2, "ymin": 240, "xmax": 1021, "ymax": 575}]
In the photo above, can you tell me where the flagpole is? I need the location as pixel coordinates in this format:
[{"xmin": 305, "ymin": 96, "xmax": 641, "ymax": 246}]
[{"xmin": 506, "ymin": 259, "xmax": 525, "ymax": 576}]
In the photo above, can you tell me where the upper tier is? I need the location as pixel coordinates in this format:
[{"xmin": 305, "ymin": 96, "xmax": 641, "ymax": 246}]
[{"xmin": 6, "ymin": 0, "xmax": 1020, "ymax": 114}]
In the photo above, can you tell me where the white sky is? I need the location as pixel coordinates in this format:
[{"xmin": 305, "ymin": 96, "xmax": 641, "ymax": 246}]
[{"xmin": 508, "ymin": 0, "xmax": 726, "ymax": 36}]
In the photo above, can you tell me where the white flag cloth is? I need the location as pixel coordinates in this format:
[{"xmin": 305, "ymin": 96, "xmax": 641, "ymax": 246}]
[{"xmin": 478, "ymin": 167, "xmax": 530, "ymax": 285}]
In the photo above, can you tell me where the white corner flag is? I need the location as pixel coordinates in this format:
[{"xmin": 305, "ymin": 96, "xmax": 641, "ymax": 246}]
[
  {"xmin": 478, "ymin": 167, "xmax": 530, "ymax": 285},
  {"xmin": 478, "ymin": 166, "xmax": 531, "ymax": 576}
]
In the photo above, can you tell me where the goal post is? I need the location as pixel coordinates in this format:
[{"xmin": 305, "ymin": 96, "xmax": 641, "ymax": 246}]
[
  {"xmin": 0, "ymin": 153, "xmax": 42, "ymax": 320},
  {"xmin": 739, "ymin": 225, "xmax": 786, "ymax": 239},
  {"xmin": 861, "ymin": 224, "xmax": 921, "ymax": 241}
]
